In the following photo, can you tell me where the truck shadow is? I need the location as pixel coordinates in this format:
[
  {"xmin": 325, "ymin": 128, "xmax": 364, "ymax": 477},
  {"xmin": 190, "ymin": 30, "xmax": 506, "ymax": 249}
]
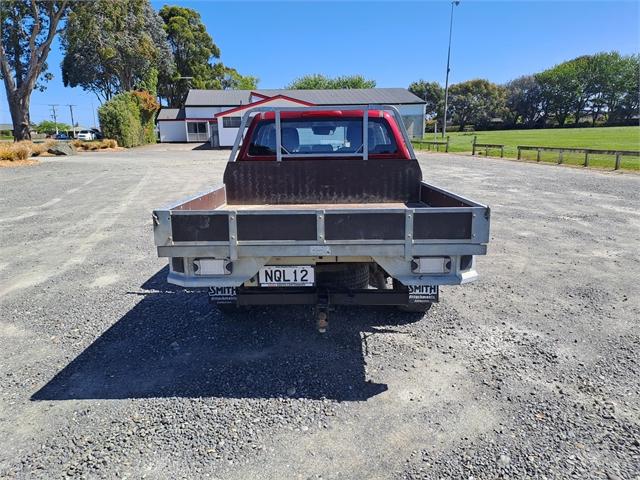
[{"xmin": 32, "ymin": 267, "xmax": 422, "ymax": 402}]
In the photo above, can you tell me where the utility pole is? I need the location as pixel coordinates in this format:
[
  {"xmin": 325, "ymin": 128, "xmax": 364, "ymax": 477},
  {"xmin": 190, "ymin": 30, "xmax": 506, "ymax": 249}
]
[
  {"xmin": 66, "ymin": 104, "xmax": 76, "ymax": 138},
  {"xmin": 442, "ymin": 1, "xmax": 460, "ymax": 138},
  {"xmin": 91, "ymin": 101, "xmax": 97, "ymax": 129},
  {"xmin": 48, "ymin": 104, "xmax": 60, "ymax": 134}
]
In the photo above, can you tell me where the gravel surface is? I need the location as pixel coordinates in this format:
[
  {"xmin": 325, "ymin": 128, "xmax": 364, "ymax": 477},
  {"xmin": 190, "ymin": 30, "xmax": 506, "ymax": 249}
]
[{"xmin": 0, "ymin": 146, "xmax": 638, "ymax": 479}]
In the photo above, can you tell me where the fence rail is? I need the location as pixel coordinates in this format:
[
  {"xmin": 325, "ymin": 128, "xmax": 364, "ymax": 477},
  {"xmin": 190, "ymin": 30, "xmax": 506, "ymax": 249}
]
[
  {"xmin": 517, "ymin": 145, "xmax": 640, "ymax": 170},
  {"xmin": 413, "ymin": 137, "xmax": 449, "ymax": 153},
  {"xmin": 472, "ymin": 136, "xmax": 504, "ymax": 157}
]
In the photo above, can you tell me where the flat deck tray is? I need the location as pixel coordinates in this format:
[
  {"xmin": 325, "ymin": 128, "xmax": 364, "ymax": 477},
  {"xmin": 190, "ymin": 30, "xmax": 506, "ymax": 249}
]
[{"xmin": 216, "ymin": 202, "xmax": 428, "ymax": 211}]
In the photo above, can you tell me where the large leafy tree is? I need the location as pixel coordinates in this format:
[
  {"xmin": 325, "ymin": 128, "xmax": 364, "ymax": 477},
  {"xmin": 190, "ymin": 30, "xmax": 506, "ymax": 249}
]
[
  {"xmin": 35, "ymin": 119, "xmax": 71, "ymax": 134},
  {"xmin": 156, "ymin": 5, "xmax": 258, "ymax": 106},
  {"xmin": 158, "ymin": 5, "xmax": 218, "ymax": 106},
  {"xmin": 0, "ymin": 0, "xmax": 69, "ymax": 140},
  {"xmin": 587, "ymin": 52, "xmax": 639, "ymax": 123},
  {"xmin": 614, "ymin": 54, "xmax": 640, "ymax": 122},
  {"xmin": 503, "ymin": 75, "xmax": 545, "ymax": 127},
  {"xmin": 536, "ymin": 59, "xmax": 589, "ymax": 127},
  {"xmin": 61, "ymin": 0, "xmax": 173, "ymax": 101},
  {"xmin": 448, "ymin": 79, "xmax": 506, "ymax": 129},
  {"xmin": 408, "ymin": 80, "xmax": 444, "ymax": 122},
  {"xmin": 286, "ymin": 74, "xmax": 376, "ymax": 89}
]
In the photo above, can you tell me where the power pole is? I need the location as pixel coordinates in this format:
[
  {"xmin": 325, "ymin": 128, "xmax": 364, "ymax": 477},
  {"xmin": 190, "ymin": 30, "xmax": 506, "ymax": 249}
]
[
  {"xmin": 91, "ymin": 101, "xmax": 97, "ymax": 129},
  {"xmin": 442, "ymin": 1, "xmax": 460, "ymax": 138},
  {"xmin": 66, "ymin": 104, "xmax": 76, "ymax": 138},
  {"xmin": 48, "ymin": 104, "xmax": 60, "ymax": 134}
]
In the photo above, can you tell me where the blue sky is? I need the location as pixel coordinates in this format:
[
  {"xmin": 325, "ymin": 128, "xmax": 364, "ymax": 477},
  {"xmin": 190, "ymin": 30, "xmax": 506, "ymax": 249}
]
[{"xmin": 1, "ymin": 0, "xmax": 638, "ymax": 128}]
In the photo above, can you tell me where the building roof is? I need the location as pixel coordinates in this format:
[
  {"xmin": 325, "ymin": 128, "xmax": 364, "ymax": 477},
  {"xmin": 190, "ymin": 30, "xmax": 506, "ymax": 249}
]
[
  {"xmin": 215, "ymin": 95, "xmax": 315, "ymax": 117},
  {"xmin": 186, "ymin": 90, "xmax": 253, "ymax": 106},
  {"xmin": 157, "ymin": 108, "xmax": 186, "ymax": 121},
  {"xmin": 185, "ymin": 88, "xmax": 425, "ymax": 107}
]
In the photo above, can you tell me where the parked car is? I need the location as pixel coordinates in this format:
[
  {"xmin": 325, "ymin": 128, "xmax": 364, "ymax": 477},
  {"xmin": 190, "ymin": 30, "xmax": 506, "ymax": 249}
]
[
  {"xmin": 90, "ymin": 128, "xmax": 104, "ymax": 140},
  {"xmin": 76, "ymin": 130, "xmax": 96, "ymax": 141},
  {"xmin": 152, "ymin": 106, "xmax": 491, "ymax": 330},
  {"xmin": 54, "ymin": 133, "xmax": 70, "ymax": 140}
]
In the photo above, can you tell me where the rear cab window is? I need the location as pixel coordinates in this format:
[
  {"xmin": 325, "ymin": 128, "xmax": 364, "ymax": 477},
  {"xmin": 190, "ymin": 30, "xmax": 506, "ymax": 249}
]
[{"xmin": 246, "ymin": 117, "xmax": 399, "ymax": 158}]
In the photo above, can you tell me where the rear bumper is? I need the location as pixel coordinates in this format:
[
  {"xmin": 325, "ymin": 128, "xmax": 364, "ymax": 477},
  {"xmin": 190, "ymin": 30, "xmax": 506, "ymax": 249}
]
[{"xmin": 166, "ymin": 254, "xmax": 479, "ymax": 288}]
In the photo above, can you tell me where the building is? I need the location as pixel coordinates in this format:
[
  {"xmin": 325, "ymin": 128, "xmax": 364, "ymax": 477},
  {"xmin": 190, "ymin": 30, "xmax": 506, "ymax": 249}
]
[{"xmin": 157, "ymin": 88, "xmax": 426, "ymax": 146}]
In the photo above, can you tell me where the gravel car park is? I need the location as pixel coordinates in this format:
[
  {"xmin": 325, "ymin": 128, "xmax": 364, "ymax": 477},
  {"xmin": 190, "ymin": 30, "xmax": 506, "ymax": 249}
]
[{"xmin": 0, "ymin": 146, "xmax": 638, "ymax": 479}]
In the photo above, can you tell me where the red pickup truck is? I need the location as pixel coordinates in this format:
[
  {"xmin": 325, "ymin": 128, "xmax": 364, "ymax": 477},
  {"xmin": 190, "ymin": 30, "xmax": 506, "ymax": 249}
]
[{"xmin": 153, "ymin": 105, "xmax": 490, "ymax": 331}]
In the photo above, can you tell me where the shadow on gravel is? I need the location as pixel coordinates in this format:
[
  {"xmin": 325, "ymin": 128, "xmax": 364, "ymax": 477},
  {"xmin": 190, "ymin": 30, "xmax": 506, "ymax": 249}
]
[{"xmin": 33, "ymin": 267, "xmax": 422, "ymax": 402}]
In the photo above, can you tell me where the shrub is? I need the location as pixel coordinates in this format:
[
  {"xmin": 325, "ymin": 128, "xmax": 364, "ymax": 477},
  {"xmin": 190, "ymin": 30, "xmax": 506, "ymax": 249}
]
[
  {"xmin": 0, "ymin": 141, "xmax": 40, "ymax": 161},
  {"xmin": 72, "ymin": 139, "xmax": 119, "ymax": 151},
  {"xmin": 98, "ymin": 90, "xmax": 159, "ymax": 148},
  {"xmin": 13, "ymin": 143, "xmax": 32, "ymax": 160}
]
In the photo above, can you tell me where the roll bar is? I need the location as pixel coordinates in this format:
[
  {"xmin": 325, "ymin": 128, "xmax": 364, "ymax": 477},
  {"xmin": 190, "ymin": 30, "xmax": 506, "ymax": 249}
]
[{"xmin": 228, "ymin": 104, "xmax": 416, "ymax": 162}]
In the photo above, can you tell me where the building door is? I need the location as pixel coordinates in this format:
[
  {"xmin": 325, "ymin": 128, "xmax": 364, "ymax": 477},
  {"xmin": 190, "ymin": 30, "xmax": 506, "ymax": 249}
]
[{"xmin": 210, "ymin": 121, "xmax": 219, "ymax": 148}]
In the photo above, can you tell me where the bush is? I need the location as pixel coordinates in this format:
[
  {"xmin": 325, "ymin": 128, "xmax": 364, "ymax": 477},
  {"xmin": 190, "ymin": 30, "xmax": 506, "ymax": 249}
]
[
  {"xmin": 98, "ymin": 90, "xmax": 159, "ymax": 148},
  {"xmin": 0, "ymin": 141, "xmax": 57, "ymax": 161},
  {"xmin": 72, "ymin": 139, "xmax": 119, "ymax": 151}
]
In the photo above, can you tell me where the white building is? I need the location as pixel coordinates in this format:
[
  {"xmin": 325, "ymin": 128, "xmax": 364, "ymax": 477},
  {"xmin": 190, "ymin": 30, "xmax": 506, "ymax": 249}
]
[{"xmin": 157, "ymin": 88, "xmax": 426, "ymax": 146}]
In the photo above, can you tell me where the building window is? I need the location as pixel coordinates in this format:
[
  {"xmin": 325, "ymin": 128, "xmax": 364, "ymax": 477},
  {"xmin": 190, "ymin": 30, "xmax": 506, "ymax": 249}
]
[
  {"xmin": 186, "ymin": 122, "xmax": 208, "ymax": 142},
  {"xmin": 222, "ymin": 117, "xmax": 241, "ymax": 128},
  {"xmin": 187, "ymin": 122, "xmax": 207, "ymax": 134}
]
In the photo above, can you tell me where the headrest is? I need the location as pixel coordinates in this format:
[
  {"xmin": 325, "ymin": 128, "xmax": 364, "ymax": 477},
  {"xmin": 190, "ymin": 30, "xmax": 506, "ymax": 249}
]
[
  {"xmin": 346, "ymin": 124, "xmax": 362, "ymax": 146},
  {"xmin": 281, "ymin": 127, "xmax": 299, "ymax": 151}
]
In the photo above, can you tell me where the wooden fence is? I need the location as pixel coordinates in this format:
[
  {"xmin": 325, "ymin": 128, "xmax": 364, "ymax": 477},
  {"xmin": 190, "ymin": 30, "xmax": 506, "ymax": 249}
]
[
  {"xmin": 517, "ymin": 146, "xmax": 640, "ymax": 170},
  {"xmin": 472, "ymin": 136, "xmax": 504, "ymax": 157},
  {"xmin": 413, "ymin": 136, "xmax": 449, "ymax": 153}
]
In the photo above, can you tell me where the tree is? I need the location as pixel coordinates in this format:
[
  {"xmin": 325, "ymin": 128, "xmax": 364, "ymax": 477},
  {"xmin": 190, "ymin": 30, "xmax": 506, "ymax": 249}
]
[
  {"xmin": 35, "ymin": 119, "xmax": 71, "ymax": 134},
  {"xmin": 286, "ymin": 74, "xmax": 376, "ymax": 89},
  {"xmin": 588, "ymin": 52, "xmax": 640, "ymax": 124},
  {"xmin": 408, "ymin": 80, "xmax": 444, "ymax": 121},
  {"xmin": 156, "ymin": 5, "xmax": 258, "ymax": 106},
  {"xmin": 158, "ymin": 5, "xmax": 219, "ymax": 106},
  {"xmin": 61, "ymin": 0, "xmax": 173, "ymax": 101},
  {"xmin": 536, "ymin": 59, "xmax": 588, "ymax": 127},
  {"xmin": 0, "ymin": 1, "xmax": 69, "ymax": 140},
  {"xmin": 614, "ymin": 54, "xmax": 640, "ymax": 122},
  {"xmin": 448, "ymin": 79, "xmax": 506, "ymax": 129},
  {"xmin": 504, "ymin": 75, "xmax": 545, "ymax": 127},
  {"xmin": 216, "ymin": 65, "xmax": 258, "ymax": 90}
]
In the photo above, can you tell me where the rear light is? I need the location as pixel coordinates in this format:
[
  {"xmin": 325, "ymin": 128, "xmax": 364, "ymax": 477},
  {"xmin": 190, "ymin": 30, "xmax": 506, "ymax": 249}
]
[
  {"xmin": 411, "ymin": 257, "xmax": 451, "ymax": 274},
  {"xmin": 193, "ymin": 258, "xmax": 232, "ymax": 275}
]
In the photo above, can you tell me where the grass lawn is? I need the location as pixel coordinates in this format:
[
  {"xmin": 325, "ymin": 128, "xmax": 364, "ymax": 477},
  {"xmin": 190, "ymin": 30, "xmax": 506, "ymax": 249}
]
[{"xmin": 413, "ymin": 126, "xmax": 640, "ymax": 170}]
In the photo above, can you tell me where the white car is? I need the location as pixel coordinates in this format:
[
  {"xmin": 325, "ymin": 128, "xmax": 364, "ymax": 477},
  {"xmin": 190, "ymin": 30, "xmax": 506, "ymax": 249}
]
[{"xmin": 76, "ymin": 130, "xmax": 96, "ymax": 141}]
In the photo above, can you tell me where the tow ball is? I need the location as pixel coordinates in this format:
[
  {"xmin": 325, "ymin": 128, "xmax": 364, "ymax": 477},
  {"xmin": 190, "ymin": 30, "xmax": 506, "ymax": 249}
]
[{"xmin": 316, "ymin": 310, "xmax": 329, "ymax": 333}]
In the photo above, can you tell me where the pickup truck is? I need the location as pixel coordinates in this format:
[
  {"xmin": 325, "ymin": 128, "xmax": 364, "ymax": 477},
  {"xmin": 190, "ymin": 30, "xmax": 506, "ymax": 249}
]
[{"xmin": 152, "ymin": 105, "xmax": 490, "ymax": 330}]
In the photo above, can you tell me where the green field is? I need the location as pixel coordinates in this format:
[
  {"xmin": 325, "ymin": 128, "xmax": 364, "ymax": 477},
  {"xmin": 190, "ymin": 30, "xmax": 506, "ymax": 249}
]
[{"xmin": 414, "ymin": 126, "xmax": 640, "ymax": 170}]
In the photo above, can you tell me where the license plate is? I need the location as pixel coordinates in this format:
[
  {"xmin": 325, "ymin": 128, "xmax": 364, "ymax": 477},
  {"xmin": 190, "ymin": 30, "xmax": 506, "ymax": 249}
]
[
  {"xmin": 408, "ymin": 285, "xmax": 439, "ymax": 303},
  {"xmin": 258, "ymin": 266, "xmax": 314, "ymax": 287}
]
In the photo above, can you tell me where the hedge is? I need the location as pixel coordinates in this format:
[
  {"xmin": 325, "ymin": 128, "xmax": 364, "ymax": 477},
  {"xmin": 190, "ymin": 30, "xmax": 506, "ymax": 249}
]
[{"xmin": 98, "ymin": 90, "xmax": 159, "ymax": 148}]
